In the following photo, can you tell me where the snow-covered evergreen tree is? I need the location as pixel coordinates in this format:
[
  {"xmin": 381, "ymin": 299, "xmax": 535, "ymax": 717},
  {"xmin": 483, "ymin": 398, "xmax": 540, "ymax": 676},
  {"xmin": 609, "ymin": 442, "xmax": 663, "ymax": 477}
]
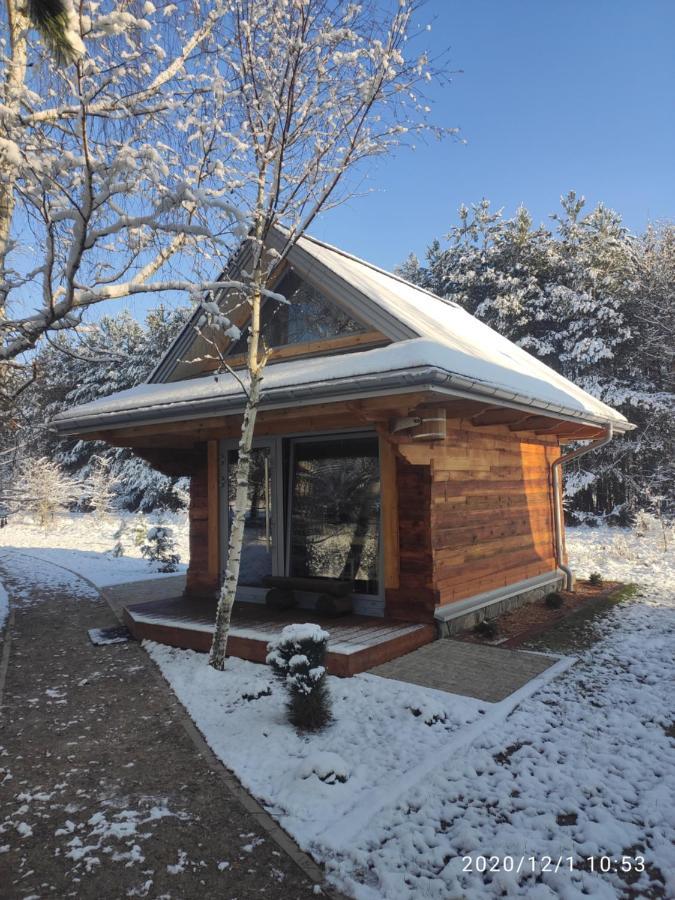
[
  {"xmin": 140, "ymin": 524, "xmax": 180, "ymax": 573},
  {"xmin": 401, "ymin": 195, "xmax": 674, "ymax": 522},
  {"xmin": 12, "ymin": 304, "xmax": 190, "ymax": 512}
]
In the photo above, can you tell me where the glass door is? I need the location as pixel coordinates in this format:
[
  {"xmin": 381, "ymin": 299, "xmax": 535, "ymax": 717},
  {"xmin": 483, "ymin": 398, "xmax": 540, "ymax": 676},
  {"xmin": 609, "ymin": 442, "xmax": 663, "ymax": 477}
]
[
  {"xmin": 287, "ymin": 435, "xmax": 381, "ymax": 596},
  {"xmin": 221, "ymin": 439, "xmax": 282, "ymax": 597}
]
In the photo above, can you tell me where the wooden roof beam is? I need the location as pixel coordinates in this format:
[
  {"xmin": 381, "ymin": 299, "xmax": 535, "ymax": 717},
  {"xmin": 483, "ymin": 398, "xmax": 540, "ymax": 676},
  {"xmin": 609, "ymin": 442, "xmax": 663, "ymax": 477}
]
[
  {"xmin": 541, "ymin": 423, "xmax": 605, "ymax": 440},
  {"xmin": 508, "ymin": 415, "xmax": 565, "ymax": 432},
  {"xmin": 470, "ymin": 407, "xmax": 535, "ymax": 428}
]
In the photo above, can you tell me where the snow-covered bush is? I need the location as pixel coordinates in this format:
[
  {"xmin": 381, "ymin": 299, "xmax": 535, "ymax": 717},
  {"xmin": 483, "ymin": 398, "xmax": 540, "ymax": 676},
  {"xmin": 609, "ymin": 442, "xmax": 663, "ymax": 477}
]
[
  {"xmin": 140, "ymin": 524, "xmax": 180, "ymax": 573},
  {"xmin": 406, "ymin": 703, "xmax": 448, "ymax": 727},
  {"xmin": 266, "ymin": 624, "xmax": 332, "ymax": 731},
  {"xmin": 16, "ymin": 457, "xmax": 77, "ymax": 526},
  {"xmin": 83, "ymin": 456, "xmax": 117, "ymax": 520},
  {"xmin": 298, "ymin": 751, "xmax": 350, "ymax": 784}
]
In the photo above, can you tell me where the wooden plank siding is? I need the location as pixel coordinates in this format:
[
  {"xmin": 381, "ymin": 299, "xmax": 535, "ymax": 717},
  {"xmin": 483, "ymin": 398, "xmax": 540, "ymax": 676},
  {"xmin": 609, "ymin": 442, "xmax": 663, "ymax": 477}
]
[
  {"xmin": 383, "ymin": 454, "xmax": 439, "ymax": 622},
  {"xmin": 109, "ymin": 399, "xmax": 563, "ymax": 622},
  {"xmin": 185, "ymin": 445, "xmax": 221, "ymax": 598},
  {"xmin": 388, "ymin": 419, "xmax": 560, "ymax": 615}
]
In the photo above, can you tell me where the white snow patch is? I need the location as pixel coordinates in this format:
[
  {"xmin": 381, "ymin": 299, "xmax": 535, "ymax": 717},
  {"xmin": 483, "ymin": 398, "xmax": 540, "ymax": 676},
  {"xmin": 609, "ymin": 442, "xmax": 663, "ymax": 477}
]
[
  {"xmin": 299, "ymin": 752, "xmax": 351, "ymax": 785},
  {"xmin": 166, "ymin": 848, "xmax": 188, "ymax": 874},
  {"xmin": 148, "ymin": 525, "xmax": 674, "ymax": 899},
  {"xmin": 0, "ymin": 511, "xmax": 188, "ymax": 588}
]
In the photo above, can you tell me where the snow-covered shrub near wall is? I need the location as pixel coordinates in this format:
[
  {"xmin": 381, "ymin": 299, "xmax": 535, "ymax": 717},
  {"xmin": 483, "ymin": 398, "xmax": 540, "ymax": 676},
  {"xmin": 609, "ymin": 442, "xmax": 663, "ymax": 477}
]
[{"xmin": 267, "ymin": 624, "xmax": 332, "ymax": 731}]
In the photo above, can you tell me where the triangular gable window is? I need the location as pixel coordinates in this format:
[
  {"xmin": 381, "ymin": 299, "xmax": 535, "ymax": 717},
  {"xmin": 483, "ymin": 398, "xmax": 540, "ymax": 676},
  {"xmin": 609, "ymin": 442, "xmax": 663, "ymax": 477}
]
[{"xmin": 227, "ymin": 270, "xmax": 367, "ymax": 355}]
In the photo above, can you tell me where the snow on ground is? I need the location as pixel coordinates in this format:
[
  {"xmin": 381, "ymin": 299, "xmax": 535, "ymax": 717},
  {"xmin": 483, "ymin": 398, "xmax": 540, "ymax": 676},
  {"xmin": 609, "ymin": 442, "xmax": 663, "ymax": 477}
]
[
  {"xmin": 149, "ymin": 646, "xmax": 486, "ymax": 841},
  {"xmin": 1, "ymin": 510, "xmax": 673, "ymax": 897},
  {"xmin": 0, "ymin": 511, "xmax": 188, "ymax": 588},
  {"xmin": 150, "ymin": 521, "xmax": 675, "ymax": 900}
]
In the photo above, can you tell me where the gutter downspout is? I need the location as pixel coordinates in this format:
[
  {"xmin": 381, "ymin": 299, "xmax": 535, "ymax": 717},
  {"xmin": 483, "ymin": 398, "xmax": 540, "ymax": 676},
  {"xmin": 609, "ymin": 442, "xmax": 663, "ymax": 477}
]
[{"xmin": 551, "ymin": 423, "xmax": 614, "ymax": 591}]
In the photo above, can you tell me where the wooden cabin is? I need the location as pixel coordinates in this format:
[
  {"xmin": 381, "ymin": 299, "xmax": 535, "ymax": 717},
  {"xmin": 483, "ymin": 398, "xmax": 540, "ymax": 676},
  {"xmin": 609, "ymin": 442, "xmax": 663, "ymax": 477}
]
[{"xmin": 53, "ymin": 229, "xmax": 632, "ymax": 674}]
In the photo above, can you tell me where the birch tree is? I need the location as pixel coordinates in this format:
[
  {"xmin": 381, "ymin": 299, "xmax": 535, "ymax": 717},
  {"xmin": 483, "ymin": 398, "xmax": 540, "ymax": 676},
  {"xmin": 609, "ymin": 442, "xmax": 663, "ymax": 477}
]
[
  {"xmin": 202, "ymin": 0, "xmax": 451, "ymax": 669},
  {"xmin": 0, "ymin": 0, "xmax": 241, "ymax": 379}
]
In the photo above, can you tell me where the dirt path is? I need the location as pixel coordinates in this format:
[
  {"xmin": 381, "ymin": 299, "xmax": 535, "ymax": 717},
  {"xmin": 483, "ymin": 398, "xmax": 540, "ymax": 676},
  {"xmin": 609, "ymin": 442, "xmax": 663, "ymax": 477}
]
[{"xmin": 0, "ymin": 550, "xmax": 321, "ymax": 900}]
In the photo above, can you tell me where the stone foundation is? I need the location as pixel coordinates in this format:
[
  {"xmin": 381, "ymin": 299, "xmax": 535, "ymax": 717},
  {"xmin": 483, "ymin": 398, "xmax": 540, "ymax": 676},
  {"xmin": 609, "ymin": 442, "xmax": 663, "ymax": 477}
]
[{"xmin": 434, "ymin": 571, "xmax": 566, "ymax": 637}]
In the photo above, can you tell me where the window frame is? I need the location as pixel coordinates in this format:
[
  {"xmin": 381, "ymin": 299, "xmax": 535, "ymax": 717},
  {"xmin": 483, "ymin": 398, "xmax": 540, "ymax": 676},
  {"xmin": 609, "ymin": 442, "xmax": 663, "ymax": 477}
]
[
  {"xmin": 219, "ymin": 428, "xmax": 385, "ymax": 616},
  {"xmin": 222, "ymin": 266, "xmax": 374, "ymax": 362}
]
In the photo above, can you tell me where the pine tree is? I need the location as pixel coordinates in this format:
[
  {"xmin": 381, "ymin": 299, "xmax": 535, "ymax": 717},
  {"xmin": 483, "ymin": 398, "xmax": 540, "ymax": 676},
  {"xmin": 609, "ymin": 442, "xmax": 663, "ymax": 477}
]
[
  {"xmin": 140, "ymin": 524, "xmax": 180, "ymax": 573},
  {"xmin": 402, "ymin": 195, "xmax": 675, "ymax": 523},
  {"xmin": 266, "ymin": 625, "xmax": 332, "ymax": 731},
  {"xmin": 12, "ymin": 304, "xmax": 190, "ymax": 512}
]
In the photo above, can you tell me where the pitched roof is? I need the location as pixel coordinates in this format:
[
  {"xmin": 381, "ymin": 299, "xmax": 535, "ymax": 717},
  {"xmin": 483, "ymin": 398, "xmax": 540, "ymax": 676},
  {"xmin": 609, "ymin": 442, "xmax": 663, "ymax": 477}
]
[{"xmin": 53, "ymin": 230, "xmax": 632, "ymax": 434}]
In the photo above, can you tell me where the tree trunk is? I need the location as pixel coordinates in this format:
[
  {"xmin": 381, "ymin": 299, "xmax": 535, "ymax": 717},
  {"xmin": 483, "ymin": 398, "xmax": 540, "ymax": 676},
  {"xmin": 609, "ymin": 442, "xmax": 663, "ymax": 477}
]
[
  {"xmin": 209, "ymin": 274, "xmax": 266, "ymax": 672},
  {"xmin": 0, "ymin": 0, "xmax": 28, "ymax": 320},
  {"xmin": 208, "ymin": 358, "xmax": 262, "ymax": 670}
]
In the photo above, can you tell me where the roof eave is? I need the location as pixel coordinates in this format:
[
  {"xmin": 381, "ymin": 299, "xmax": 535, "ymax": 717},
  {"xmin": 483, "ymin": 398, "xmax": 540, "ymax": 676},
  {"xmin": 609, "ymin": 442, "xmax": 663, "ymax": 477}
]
[{"xmin": 52, "ymin": 365, "xmax": 634, "ymax": 438}]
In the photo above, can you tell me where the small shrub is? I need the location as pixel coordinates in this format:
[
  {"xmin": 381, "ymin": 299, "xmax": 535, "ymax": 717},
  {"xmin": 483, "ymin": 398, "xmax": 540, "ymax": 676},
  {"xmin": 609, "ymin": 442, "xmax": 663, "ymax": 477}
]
[
  {"xmin": 140, "ymin": 524, "xmax": 180, "ymax": 572},
  {"xmin": 299, "ymin": 751, "xmax": 350, "ymax": 784},
  {"xmin": 473, "ymin": 619, "xmax": 498, "ymax": 639},
  {"xmin": 588, "ymin": 572, "xmax": 603, "ymax": 586},
  {"xmin": 241, "ymin": 686, "xmax": 272, "ymax": 702},
  {"xmin": 407, "ymin": 704, "xmax": 448, "ymax": 726},
  {"xmin": 545, "ymin": 591, "xmax": 564, "ymax": 609},
  {"xmin": 266, "ymin": 624, "xmax": 332, "ymax": 731}
]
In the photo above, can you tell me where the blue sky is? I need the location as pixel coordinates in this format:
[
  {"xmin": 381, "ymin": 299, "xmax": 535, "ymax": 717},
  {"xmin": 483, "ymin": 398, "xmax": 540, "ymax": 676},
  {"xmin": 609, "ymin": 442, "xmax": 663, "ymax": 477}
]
[{"xmin": 311, "ymin": 0, "xmax": 675, "ymax": 271}]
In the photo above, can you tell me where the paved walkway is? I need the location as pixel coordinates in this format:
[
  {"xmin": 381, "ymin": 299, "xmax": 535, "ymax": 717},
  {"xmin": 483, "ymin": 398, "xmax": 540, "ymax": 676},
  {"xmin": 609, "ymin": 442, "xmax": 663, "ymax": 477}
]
[
  {"xmin": 0, "ymin": 551, "xmax": 325, "ymax": 900},
  {"xmin": 103, "ymin": 574, "xmax": 187, "ymax": 616},
  {"xmin": 369, "ymin": 639, "xmax": 560, "ymax": 702}
]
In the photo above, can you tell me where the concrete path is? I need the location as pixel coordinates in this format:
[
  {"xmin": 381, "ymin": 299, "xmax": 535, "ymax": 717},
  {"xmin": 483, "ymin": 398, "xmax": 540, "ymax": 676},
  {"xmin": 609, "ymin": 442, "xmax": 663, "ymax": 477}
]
[
  {"xmin": 369, "ymin": 639, "xmax": 559, "ymax": 702},
  {"xmin": 0, "ymin": 550, "xmax": 326, "ymax": 900},
  {"xmin": 104, "ymin": 574, "xmax": 187, "ymax": 616}
]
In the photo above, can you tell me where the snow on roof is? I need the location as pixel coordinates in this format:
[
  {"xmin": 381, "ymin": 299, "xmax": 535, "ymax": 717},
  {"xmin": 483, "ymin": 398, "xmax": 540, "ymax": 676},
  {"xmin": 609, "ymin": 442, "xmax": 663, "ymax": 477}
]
[
  {"xmin": 54, "ymin": 337, "xmax": 630, "ymax": 433},
  {"xmin": 296, "ymin": 233, "xmax": 630, "ymax": 425},
  {"xmin": 54, "ymin": 229, "xmax": 631, "ymax": 433}
]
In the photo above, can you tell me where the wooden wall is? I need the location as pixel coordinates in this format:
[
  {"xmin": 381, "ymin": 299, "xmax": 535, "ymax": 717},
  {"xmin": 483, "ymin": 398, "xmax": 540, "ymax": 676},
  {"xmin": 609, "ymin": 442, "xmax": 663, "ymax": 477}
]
[
  {"xmin": 386, "ymin": 419, "xmax": 560, "ymax": 618},
  {"xmin": 383, "ymin": 455, "xmax": 439, "ymax": 622},
  {"xmin": 124, "ymin": 401, "xmax": 562, "ymax": 617},
  {"xmin": 185, "ymin": 442, "xmax": 220, "ymax": 598}
]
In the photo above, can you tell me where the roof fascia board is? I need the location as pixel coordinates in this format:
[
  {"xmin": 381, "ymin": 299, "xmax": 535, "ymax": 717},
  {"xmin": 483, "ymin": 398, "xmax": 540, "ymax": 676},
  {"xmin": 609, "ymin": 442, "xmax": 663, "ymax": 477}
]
[
  {"xmin": 147, "ymin": 306, "xmax": 203, "ymax": 384},
  {"xmin": 55, "ymin": 365, "xmax": 631, "ymax": 437},
  {"xmin": 147, "ymin": 238, "xmax": 258, "ymax": 384}
]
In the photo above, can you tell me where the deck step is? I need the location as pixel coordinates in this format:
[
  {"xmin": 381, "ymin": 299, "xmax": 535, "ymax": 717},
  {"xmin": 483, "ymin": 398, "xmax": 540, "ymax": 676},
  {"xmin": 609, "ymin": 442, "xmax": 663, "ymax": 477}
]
[{"xmin": 123, "ymin": 598, "xmax": 435, "ymax": 676}]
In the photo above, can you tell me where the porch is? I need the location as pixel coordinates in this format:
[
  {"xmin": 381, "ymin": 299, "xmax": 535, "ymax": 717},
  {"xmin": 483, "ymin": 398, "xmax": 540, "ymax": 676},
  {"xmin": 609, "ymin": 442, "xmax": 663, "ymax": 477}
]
[{"xmin": 123, "ymin": 594, "xmax": 436, "ymax": 677}]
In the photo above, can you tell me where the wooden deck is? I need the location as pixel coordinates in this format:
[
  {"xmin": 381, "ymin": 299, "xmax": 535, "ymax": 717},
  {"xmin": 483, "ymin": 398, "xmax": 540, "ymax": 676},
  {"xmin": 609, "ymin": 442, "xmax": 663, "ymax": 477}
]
[{"xmin": 123, "ymin": 596, "xmax": 436, "ymax": 676}]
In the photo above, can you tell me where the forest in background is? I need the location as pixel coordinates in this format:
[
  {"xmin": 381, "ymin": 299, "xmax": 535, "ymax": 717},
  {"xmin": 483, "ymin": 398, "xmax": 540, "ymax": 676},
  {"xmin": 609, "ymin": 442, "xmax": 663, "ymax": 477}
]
[
  {"xmin": 400, "ymin": 193, "xmax": 674, "ymax": 525},
  {"xmin": 1, "ymin": 193, "xmax": 673, "ymax": 525}
]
